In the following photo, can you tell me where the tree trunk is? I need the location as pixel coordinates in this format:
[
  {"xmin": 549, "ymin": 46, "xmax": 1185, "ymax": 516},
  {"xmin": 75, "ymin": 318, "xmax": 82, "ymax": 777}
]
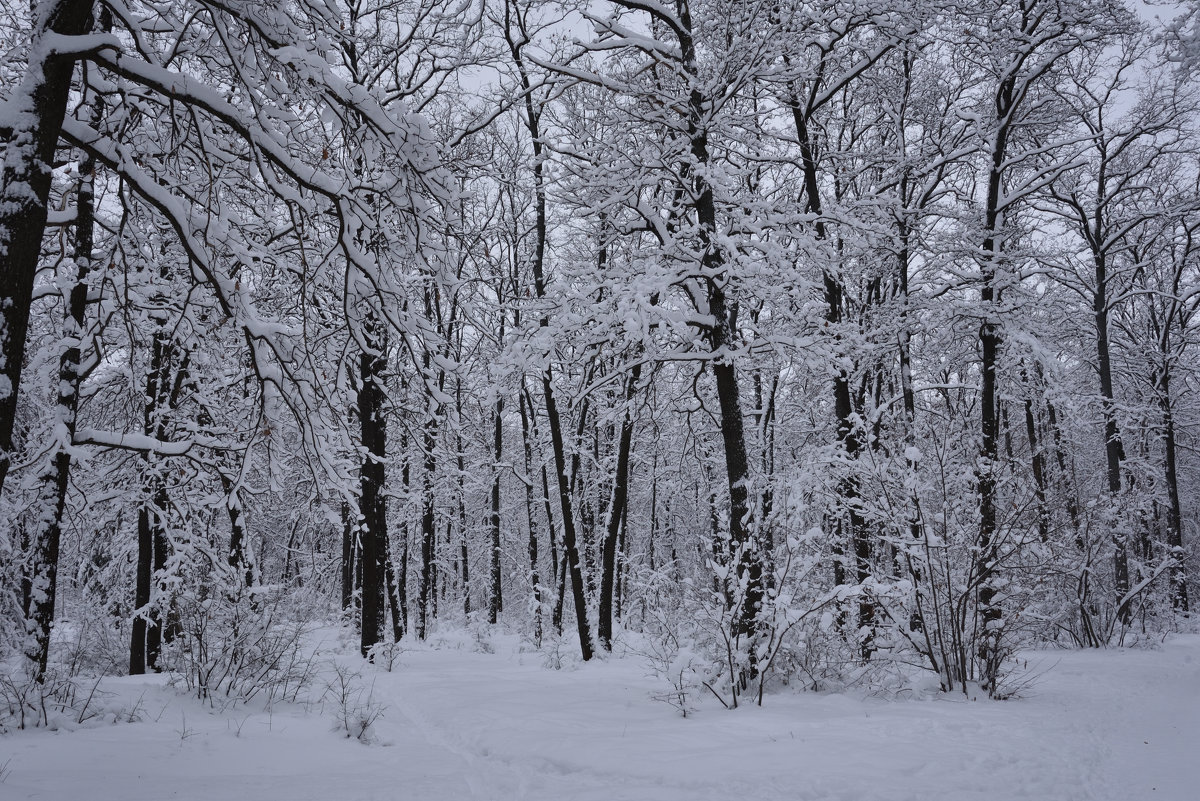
[
  {"xmin": 0, "ymin": 0, "xmax": 94, "ymax": 499},
  {"xmin": 1094, "ymin": 251, "xmax": 1131, "ymax": 623},
  {"xmin": 130, "ymin": 318, "xmax": 180, "ymax": 674},
  {"xmin": 509, "ymin": 22, "xmax": 593, "ymax": 659},
  {"xmin": 615, "ymin": 483, "xmax": 629, "ymax": 622},
  {"xmin": 790, "ymin": 90, "xmax": 871, "ymax": 651},
  {"xmin": 975, "ymin": 70, "xmax": 1014, "ymax": 693},
  {"xmin": 489, "ymin": 394, "xmax": 503, "ymax": 623},
  {"xmin": 129, "ymin": 501, "xmax": 153, "ymax": 675},
  {"xmin": 1158, "ymin": 366, "xmax": 1189, "ymax": 612},
  {"xmin": 518, "ymin": 389, "xmax": 543, "ymax": 645},
  {"xmin": 340, "ymin": 501, "xmax": 357, "ymax": 610},
  {"xmin": 417, "ymin": 415, "xmax": 437, "ymax": 640},
  {"xmin": 357, "ymin": 325, "xmax": 388, "ymax": 657},
  {"xmin": 599, "ymin": 366, "xmax": 639, "ymax": 650},
  {"xmin": 221, "ymin": 475, "xmax": 253, "ymax": 588},
  {"xmin": 24, "ymin": 57, "xmax": 105, "ymax": 679},
  {"xmin": 688, "ymin": 63, "xmax": 763, "ymax": 650},
  {"xmin": 384, "ymin": 527, "xmax": 404, "ymax": 642},
  {"xmin": 541, "ymin": 378, "xmax": 594, "ymax": 660},
  {"xmin": 1023, "ymin": 386, "xmax": 1050, "ymax": 543}
]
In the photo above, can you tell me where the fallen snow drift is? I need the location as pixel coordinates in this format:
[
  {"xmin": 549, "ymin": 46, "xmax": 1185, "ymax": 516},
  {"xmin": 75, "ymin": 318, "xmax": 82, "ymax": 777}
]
[{"xmin": 3, "ymin": 633, "xmax": 1197, "ymax": 800}]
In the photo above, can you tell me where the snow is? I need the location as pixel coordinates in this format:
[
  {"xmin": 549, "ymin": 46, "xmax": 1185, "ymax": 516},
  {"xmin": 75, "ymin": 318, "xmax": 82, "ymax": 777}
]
[{"xmin": 2, "ymin": 632, "xmax": 1198, "ymax": 800}]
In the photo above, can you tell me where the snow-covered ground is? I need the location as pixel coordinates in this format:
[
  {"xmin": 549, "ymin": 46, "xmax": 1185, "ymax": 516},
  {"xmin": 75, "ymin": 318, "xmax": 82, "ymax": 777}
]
[{"xmin": 2, "ymin": 631, "xmax": 1197, "ymax": 800}]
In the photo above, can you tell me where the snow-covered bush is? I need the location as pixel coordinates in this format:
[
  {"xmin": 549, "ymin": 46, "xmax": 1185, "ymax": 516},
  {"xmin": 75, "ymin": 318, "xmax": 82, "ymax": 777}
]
[
  {"xmin": 163, "ymin": 585, "xmax": 316, "ymax": 707},
  {"xmin": 629, "ymin": 597, "xmax": 703, "ymax": 717},
  {"xmin": 323, "ymin": 662, "xmax": 385, "ymax": 743}
]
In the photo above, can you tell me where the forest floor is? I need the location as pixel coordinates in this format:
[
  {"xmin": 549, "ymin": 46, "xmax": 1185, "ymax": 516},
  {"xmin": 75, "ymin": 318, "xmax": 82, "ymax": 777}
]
[{"xmin": 2, "ymin": 627, "xmax": 1198, "ymax": 801}]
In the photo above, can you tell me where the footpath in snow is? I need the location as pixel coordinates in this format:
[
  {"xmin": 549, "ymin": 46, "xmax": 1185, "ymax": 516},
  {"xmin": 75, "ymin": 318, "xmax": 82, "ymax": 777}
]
[{"xmin": 2, "ymin": 632, "xmax": 1198, "ymax": 801}]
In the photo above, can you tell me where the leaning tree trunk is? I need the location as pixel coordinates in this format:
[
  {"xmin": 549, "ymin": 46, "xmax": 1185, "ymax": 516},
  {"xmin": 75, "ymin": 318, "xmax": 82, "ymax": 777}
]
[
  {"xmin": 508, "ymin": 25, "xmax": 594, "ymax": 660},
  {"xmin": 541, "ymin": 379, "xmax": 594, "ymax": 660},
  {"xmin": 522, "ymin": 382, "xmax": 561, "ymax": 636},
  {"xmin": 598, "ymin": 366, "xmax": 639, "ymax": 651},
  {"xmin": 685, "ymin": 37, "xmax": 763, "ymax": 659}
]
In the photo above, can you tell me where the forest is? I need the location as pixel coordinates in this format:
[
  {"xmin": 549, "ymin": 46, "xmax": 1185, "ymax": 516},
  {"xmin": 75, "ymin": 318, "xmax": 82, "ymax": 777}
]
[{"xmin": 1, "ymin": 0, "xmax": 1199, "ymax": 757}]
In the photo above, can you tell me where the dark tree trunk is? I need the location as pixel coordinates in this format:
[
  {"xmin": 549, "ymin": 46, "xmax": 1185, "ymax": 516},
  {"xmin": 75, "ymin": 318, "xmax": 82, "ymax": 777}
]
[
  {"xmin": 131, "ymin": 319, "xmax": 179, "ymax": 674},
  {"xmin": 24, "ymin": 54, "xmax": 106, "ymax": 679},
  {"xmin": 340, "ymin": 501, "xmax": 357, "ymax": 610},
  {"xmin": 1043, "ymin": 388, "xmax": 1081, "ymax": 530},
  {"xmin": 599, "ymin": 367, "xmax": 639, "ymax": 650},
  {"xmin": 461, "ymin": 524, "xmax": 470, "ymax": 615},
  {"xmin": 398, "ymin": 528, "xmax": 409, "ymax": 628},
  {"xmin": 417, "ymin": 416, "xmax": 437, "ymax": 640},
  {"xmin": 753, "ymin": 367, "xmax": 778, "ymax": 573},
  {"xmin": 221, "ymin": 476, "xmax": 253, "ymax": 588},
  {"xmin": 0, "ymin": 0, "xmax": 94, "ymax": 499},
  {"xmin": 518, "ymin": 389, "xmax": 544, "ymax": 645},
  {"xmin": 357, "ymin": 325, "xmax": 389, "ymax": 657},
  {"xmin": 1023, "ymin": 387, "xmax": 1050, "ymax": 543},
  {"xmin": 790, "ymin": 89, "xmax": 871, "ymax": 650},
  {"xmin": 457, "ymin": 428, "xmax": 468, "ymax": 615},
  {"xmin": 129, "ymin": 502, "xmax": 153, "ymax": 675},
  {"xmin": 615, "ymin": 484, "xmax": 629, "ymax": 622},
  {"xmin": 509, "ymin": 21, "xmax": 593, "ymax": 659},
  {"xmin": 400, "ymin": 430, "xmax": 410, "ymax": 626},
  {"xmin": 489, "ymin": 394, "xmax": 503, "ymax": 623},
  {"xmin": 384, "ymin": 527, "xmax": 404, "ymax": 642},
  {"xmin": 553, "ymin": 552, "xmax": 566, "ymax": 635},
  {"xmin": 1157, "ymin": 367, "xmax": 1189, "ymax": 612},
  {"xmin": 566, "ymin": 384, "xmax": 595, "ymax": 601},
  {"xmin": 978, "ymin": 309, "xmax": 1002, "ymax": 672},
  {"xmin": 689, "ymin": 68, "xmax": 763, "ymax": 650},
  {"xmin": 534, "ymin": 396, "xmax": 563, "ymax": 636},
  {"xmin": 542, "ymin": 379, "xmax": 594, "ymax": 660},
  {"xmin": 975, "ymin": 69, "xmax": 1015, "ymax": 693},
  {"xmin": 1093, "ymin": 253, "xmax": 1131, "ymax": 622}
]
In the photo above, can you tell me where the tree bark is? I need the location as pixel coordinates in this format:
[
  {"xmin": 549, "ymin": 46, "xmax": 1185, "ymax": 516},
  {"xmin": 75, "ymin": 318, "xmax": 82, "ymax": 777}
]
[
  {"xmin": 1023, "ymin": 386, "xmax": 1050, "ymax": 543},
  {"xmin": 541, "ymin": 379, "xmax": 594, "ymax": 660},
  {"xmin": 24, "ymin": 46, "xmax": 106, "ymax": 679},
  {"xmin": 1157, "ymin": 366, "xmax": 1189, "ymax": 612},
  {"xmin": 489, "ymin": 394, "xmax": 503, "ymax": 623},
  {"xmin": 1094, "ymin": 249, "xmax": 1131, "ymax": 623},
  {"xmin": 975, "ymin": 64, "xmax": 1015, "ymax": 692},
  {"xmin": 598, "ymin": 366, "xmax": 639, "ymax": 650},
  {"xmin": 0, "ymin": 0, "xmax": 94, "ymax": 499},
  {"xmin": 518, "ymin": 388, "xmax": 543, "ymax": 645},
  {"xmin": 417, "ymin": 414, "xmax": 437, "ymax": 639},
  {"xmin": 789, "ymin": 83, "xmax": 872, "ymax": 649},
  {"xmin": 130, "ymin": 315, "xmax": 182, "ymax": 674},
  {"xmin": 341, "ymin": 501, "xmax": 357, "ymax": 610},
  {"xmin": 507, "ymin": 17, "xmax": 594, "ymax": 659},
  {"xmin": 357, "ymin": 324, "xmax": 389, "ymax": 657}
]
